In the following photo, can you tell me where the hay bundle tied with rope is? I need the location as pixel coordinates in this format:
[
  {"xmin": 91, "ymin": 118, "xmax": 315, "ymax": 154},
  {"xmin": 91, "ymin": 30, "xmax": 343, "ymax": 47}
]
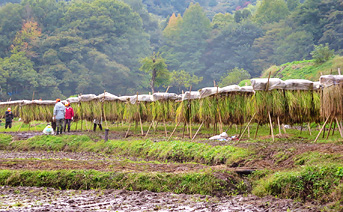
[{"xmin": 320, "ymin": 75, "xmax": 343, "ymax": 121}]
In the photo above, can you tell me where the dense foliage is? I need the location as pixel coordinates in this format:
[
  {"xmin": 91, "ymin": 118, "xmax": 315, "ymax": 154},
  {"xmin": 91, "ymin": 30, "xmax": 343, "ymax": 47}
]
[{"xmin": 0, "ymin": 0, "xmax": 342, "ymax": 100}]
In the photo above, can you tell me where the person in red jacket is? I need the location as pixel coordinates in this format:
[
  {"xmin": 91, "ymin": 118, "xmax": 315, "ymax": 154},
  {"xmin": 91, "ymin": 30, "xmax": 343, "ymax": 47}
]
[{"xmin": 64, "ymin": 102, "xmax": 74, "ymax": 132}]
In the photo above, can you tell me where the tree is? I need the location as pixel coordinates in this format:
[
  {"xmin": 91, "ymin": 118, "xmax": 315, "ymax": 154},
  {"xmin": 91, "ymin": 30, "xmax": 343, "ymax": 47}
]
[
  {"xmin": 162, "ymin": 3, "xmax": 211, "ymax": 76},
  {"xmin": 310, "ymin": 43, "xmax": 334, "ymax": 64},
  {"xmin": 0, "ymin": 52, "xmax": 38, "ymax": 100},
  {"xmin": 254, "ymin": 0, "xmax": 289, "ymax": 24},
  {"xmin": 218, "ymin": 67, "xmax": 251, "ymax": 87},
  {"xmin": 169, "ymin": 70, "xmax": 203, "ymax": 93},
  {"xmin": 139, "ymin": 52, "xmax": 169, "ymax": 93},
  {"xmin": 211, "ymin": 13, "xmax": 234, "ymax": 29},
  {"xmin": 11, "ymin": 20, "xmax": 41, "ymax": 58}
]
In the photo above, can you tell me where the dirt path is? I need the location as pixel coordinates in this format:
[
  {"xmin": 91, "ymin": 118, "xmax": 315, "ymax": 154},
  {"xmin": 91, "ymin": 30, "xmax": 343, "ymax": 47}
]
[{"xmin": 0, "ymin": 186, "xmax": 319, "ymax": 211}]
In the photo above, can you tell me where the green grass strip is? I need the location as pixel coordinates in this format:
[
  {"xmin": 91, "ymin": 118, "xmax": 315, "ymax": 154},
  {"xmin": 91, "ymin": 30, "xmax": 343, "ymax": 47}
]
[
  {"xmin": 0, "ymin": 169, "xmax": 239, "ymax": 196},
  {"xmin": 6, "ymin": 135, "xmax": 251, "ymax": 165},
  {"xmin": 253, "ymin": 165, "xmax": 343, "ymax": 203}
]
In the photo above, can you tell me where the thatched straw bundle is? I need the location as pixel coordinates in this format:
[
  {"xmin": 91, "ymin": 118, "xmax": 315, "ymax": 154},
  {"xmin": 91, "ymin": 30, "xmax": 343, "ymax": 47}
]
[{"xmin": 320, "ymin": 75, "xmax": 343, "ymax": 121}]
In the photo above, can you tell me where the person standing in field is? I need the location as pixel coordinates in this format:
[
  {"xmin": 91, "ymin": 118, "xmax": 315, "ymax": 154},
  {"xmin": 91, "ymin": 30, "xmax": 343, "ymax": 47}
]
[
  {"xmin": 93, "ymin": 118, "xmax": 103, "ymax": 131},
  {"xmin": 64, "ymin": 102, "xmax": 74, "ymax": 132},
  {"xmin": 53, "ymin": 99, "xmax": 65, "ymax": 135},
  {"xmin": 5, "ymin": 107, "xmax": 14, "ymax": 129}
]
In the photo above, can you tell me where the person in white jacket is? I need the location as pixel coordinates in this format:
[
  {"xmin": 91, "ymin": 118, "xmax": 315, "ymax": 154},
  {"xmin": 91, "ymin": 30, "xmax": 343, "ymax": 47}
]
[{"xmin": 53, "ymin": 99, "xmax": 65, "ymax": 135}]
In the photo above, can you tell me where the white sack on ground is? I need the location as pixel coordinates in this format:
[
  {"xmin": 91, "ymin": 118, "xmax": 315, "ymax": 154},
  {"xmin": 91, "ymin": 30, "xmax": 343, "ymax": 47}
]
[
  {"xmin": 130, "ymin": 95, "xmax": 154, "ymax": 104},
  {"xmin": 182, "ymin": 91, "xmax": 200, "ymax": 101},
  {"xmin": 152, "ymin": 93, "xmax": 179, "ymax": 101},
  {"xmin": 97, "ymin": 92, "xmax": 119, "ymax": 101},
  {"xmin": 320, "ymin": 75, "xmax": 343, "ymax": 87},
  {"xmin": 284, "ymin": 79, "xmax": 313, "ymax": 90},
  {"xmin": 66, "ymin": 97, "xmax": 79, "ymax": 103},
  {"xmin": 78, "ymin": 94, "xmax": 97, "ymax": 102},
  {"xmin": 199, "ymin": 87, "xmax": 220, "ymax": 98},
  {"xmin": 219, "ymin": 85, "xmax": 241, "ymax": 94},
  {"xmin": 251, "ymin": 78, "xmax": 285, "ymax": 91}
]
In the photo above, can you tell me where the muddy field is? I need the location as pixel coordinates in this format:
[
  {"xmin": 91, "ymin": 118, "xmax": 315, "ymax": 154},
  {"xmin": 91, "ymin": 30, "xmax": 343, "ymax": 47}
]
[
  {"xmin": 1, "ymin": 131, "xmax": 339, "ymax": 211},
  {"xmin": 0, "ymin": 186, "xmax": 318, "ymax": 211}
]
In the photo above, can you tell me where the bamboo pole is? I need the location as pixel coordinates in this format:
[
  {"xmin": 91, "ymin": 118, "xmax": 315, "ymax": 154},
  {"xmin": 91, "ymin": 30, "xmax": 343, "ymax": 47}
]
[
  {"xmin": 254, "ymin": 122, "xmax": 260, "ymax": 139},
  {"xmin": 144, "ymin": 121, "xmax": 154, "ymax": 139},
  {"xmin": 167, "ymin": 121, "xmax": 181, "ymax": 141},
  {"xmin": 277, "ymin": 116, "xmax": 281, "ymax": 136},
  {"xmin": 103, "ymin": 90, "xmax": 109, "ymax": 129},
  {"xmin": 136, "ymin": 92, "xmax": 144, "ymax": 136},
  {"xmin": 164, "ymin": 120, "xmax": 167, "ymax": 137},
  {"xmin": 268, "ymin": 112, "xmax": 274, "ymax": 142},
  {"xmin": 307, "ymin": 123, "xmax": 312, "ymax": 136},
  {"xmin": 238, "ymin": 113, "xmax": 256, "ymax": 142},
  {"xmin": 326, "ymin": 117, "xmax": 334, "ymax": 139},
  {"xmin": 314, "ymin": 115, "xmax": 331, "ymax": 142},
  {"xmin": 125, "ymin": 123, "xmax": 132, "ymax": 138},
  {"xmin": 335, "ymin": 118, "xmax": 343, "ymax": 138},
  {"xmin": 192, "ymin": 122, "xmax": 204, "ymax": 141}
]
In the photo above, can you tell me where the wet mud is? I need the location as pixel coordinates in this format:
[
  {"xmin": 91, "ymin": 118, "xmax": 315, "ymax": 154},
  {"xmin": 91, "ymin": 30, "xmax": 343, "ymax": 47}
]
[{"xmin": 0, "ymin": 186, "xmax": 319, "ymax": 211}]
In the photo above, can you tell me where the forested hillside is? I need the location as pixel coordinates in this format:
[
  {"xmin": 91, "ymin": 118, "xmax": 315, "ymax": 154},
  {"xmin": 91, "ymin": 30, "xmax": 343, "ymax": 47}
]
[{"xmin": 0, "ymin": 0, "xmax": 342, "ymax": 100}]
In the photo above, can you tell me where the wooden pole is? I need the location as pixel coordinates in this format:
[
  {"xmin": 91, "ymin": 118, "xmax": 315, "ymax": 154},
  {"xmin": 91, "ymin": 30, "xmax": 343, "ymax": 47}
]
[
  {"xmin": 144, "ymin": 121, "xmax": 154, "ymax": 139},
  {"xmin": 254, "ymin": 122, "xmax": 260, "ymax": 139},
  {"xmin": 167, "ymin": 121, "xmax": 181, "ymax": 141},
  {"xmin": 335, "ymin": 118, "xmax": 343, "ymax": 138},
  {"xmin": 307, "ymin": 122, "xmax": 312, "ymax": 136},
  {"xmin": 103, "ymin": 90, "xmax": 109, "ymax": 129},
  {"xmin": 314, "ymin": 116, "xmax": 331, "ymax": 142},
  {"xmin": 136, "ymin": 92, "xmax": 144, "ymax": 136},
  {"xmin": 268, "ymin": 112, "xmax": 274, "ymax": 142},
  {"xmin": 163, "ymin": 120, "xmax": 167, "ymax": 137},
  {"xmin": 188, "ymin": 86, "xmax": 192, "ymax": 139},
  {"xmin": 192, "ymin": 122, "xmax": 204, "ymax": 141},
  {"xmin": 326, "ymin": 117, "xmax": 334, "ymax": 139},
  {"xmin": 277, "ymin": 116, "xmax": 282, "ymax": 136},
  {"xmin": 238, "ymin": 113, "xmax": 256, "ymax": 142},
  {"xmin": 125, "ymin": 123, "xmax": 132, "ymax": 138},
  {"xmin": 282, "ymin": 124, "xmax": 286, "ymax": 134}
]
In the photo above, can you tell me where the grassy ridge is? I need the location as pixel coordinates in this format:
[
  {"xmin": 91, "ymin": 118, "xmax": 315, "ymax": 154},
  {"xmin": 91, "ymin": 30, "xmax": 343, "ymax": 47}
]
[
  {"xmin": 0, "ymin": 169, "xmax": 241, "ymax": 196},
  {"xmin": 261, "ymin": 56, "xmax": 343, "ymax": 81},
  {"xmin": 4, "ymin": 135, "xmax": 251, "ymax": 165},
  {"xmin": 252, "ymin": 165, "xmax": 343, "ymax": 204}
]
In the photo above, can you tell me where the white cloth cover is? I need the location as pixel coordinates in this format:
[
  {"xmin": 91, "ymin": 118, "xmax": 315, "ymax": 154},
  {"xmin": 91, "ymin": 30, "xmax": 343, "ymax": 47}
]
[
  {"xmin": 182, "ymin": 91, "xmax": 200, "ymax": 101},
  {"xmin": 251, "ymin": 78, "xmax": 285, "ymax": 91},
  {"xmin": 240, "ymin": 86, "xmax": 254, "ymax": 93},
  {"xmin": 66, "ymin": 97, "xmax": 79, "ymax": 103},
  {"xmin": 320, "ymin": 75, "xmax": 343, "ymax": 87},
  {"xmin": 313, "ymin": 81, "xmax": 322, "ymax": 91},
  {"xmin": 118, "ymin": 96, "xmax": 132, "ymax": 102},
  {"xmin": 152, "ymin": 93, "xmax": 180, "ymax": 101},
  {"xmin": 219, "ymin": 85, "xmax": 241, "ymax": 94},
  {"xmin": 199, "ymin": 87, "xmax": 220, "ymax": 98},
  {"xmin": 130, "ymin": 95, "xmax": 154, "ymax": 104},
  {"xmin": 284, "ymin": 79, "xmax": 313, "ymax": 90},
  {"xmin": 97, "ymin": 92, "xmax": 119, "ymax": 101},
  {"xmin": 0, "ymin": 100, "xmax": 24, "ymax": 106},
  {"xmin": 32, "ymin": 100, "xmax": 56, "ymax": 105},
  {"xmin": 78, "ymin": 94, "xmax": 97, "ymax": 102}
]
